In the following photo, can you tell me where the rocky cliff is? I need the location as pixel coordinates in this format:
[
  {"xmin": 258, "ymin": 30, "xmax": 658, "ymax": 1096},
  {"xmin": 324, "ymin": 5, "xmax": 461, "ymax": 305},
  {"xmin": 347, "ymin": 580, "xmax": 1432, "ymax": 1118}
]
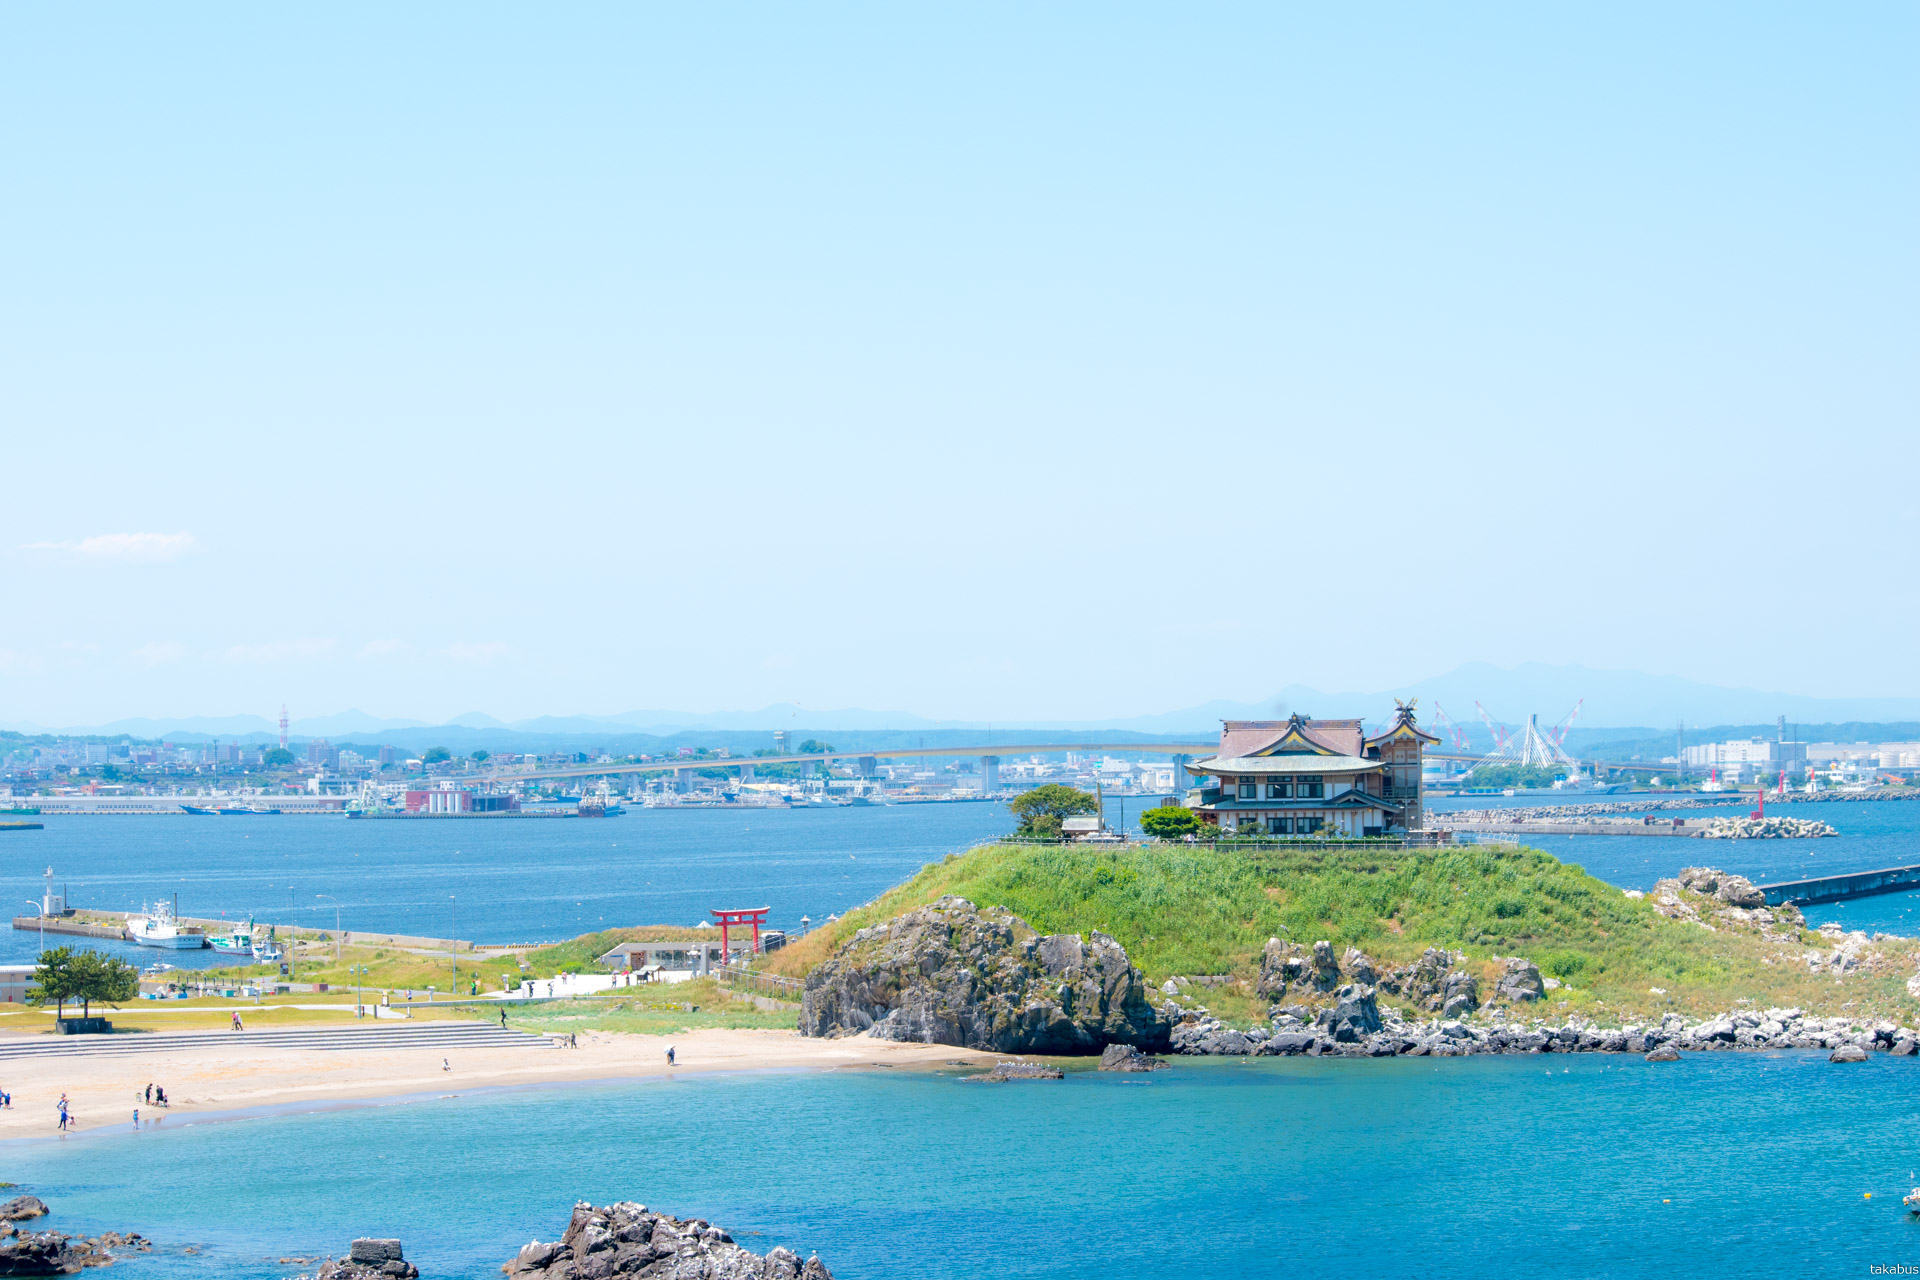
[
  {"xmin": 800, "ymin": 895, "xmax": 1172, "ymax": 1053},
  {"xmin": 504, "ymin": 1203, "xmax": 831, "ymax": 1279}
]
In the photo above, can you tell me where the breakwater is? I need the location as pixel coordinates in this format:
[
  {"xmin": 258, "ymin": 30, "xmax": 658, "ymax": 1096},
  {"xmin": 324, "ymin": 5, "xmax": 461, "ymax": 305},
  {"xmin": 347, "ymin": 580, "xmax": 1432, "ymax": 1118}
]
[{"xmin": 1757, "ymin": 862, "xmax": 1920, "ymax": 906}]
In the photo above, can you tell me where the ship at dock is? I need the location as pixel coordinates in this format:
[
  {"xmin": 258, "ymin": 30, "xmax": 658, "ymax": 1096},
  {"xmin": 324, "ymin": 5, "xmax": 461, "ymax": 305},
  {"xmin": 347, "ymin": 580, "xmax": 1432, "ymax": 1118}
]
[{"xmin": 127, "ymin": 898, "xmax": 208, "ymax": 949}]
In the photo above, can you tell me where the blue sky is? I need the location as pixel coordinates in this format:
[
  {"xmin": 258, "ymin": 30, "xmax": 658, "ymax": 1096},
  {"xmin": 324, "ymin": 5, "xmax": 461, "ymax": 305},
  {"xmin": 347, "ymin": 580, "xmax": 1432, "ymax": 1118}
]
[{"xmin": 2, "ymin": 6, "xmax": 1914, "ymax": 726}]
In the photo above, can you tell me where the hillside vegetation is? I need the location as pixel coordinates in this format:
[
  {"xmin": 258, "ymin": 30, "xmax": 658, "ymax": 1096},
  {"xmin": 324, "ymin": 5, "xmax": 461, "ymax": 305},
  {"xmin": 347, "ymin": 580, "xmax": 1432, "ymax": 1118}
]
[{"xmin": 762, "ymin": 841, "xmax": 1920, "ymax": 1025}]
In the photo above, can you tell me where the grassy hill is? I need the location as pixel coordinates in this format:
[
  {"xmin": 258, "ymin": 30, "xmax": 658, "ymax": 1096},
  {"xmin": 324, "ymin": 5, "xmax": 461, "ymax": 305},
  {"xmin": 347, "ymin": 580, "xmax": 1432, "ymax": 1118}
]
[{"xmin": 762, "ymin": 841, "xmax": 1920, "ymax": 1027}]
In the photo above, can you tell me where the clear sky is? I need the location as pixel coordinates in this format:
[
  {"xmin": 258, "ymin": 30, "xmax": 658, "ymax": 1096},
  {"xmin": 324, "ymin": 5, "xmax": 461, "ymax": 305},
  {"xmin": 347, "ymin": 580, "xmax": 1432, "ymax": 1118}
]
[{"xmin": 2, "ymin": 5, "xmax": 1914, "ymax": 726}]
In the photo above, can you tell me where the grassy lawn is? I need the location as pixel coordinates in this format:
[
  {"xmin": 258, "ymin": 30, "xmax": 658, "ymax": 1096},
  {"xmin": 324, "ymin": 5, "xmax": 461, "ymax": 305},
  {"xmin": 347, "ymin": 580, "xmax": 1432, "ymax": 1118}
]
[
  {"xmin": 449, "ymin": 979, "xmax": 796, "ymax": 1037},
  {"xmin": 758, "ymin": 841, "xmax": 1920, "ymax": 1026}
]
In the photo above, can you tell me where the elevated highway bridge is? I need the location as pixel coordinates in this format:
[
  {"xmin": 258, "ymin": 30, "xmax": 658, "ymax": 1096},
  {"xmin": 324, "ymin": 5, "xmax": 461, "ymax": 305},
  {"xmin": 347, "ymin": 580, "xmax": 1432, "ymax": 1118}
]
[{"xmin": 474, "ymin": 745, "xmax": 1679, "ymax": 787}]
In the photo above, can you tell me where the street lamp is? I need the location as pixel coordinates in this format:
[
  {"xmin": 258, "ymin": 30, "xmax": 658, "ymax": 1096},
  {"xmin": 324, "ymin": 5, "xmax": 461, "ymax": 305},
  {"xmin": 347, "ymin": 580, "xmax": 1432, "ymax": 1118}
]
[
  {"xmin": 316, "ymin": 894, "xmax": 341, "ymax": 966},
  {"xmin": 348, "ymin": 964, "xmax": 369, "ymax": 1018}
]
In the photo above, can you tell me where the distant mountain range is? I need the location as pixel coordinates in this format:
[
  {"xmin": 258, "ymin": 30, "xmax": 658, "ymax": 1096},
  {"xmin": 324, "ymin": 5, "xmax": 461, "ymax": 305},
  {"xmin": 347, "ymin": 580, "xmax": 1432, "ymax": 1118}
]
[{"xmin": 10, "ymin": 663, "xmax": 1920, "ymax": 746}]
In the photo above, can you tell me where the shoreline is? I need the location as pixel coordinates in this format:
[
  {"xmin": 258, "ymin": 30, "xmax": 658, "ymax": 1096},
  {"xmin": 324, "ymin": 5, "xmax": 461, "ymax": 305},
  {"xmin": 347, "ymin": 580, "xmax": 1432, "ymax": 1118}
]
[{"xmin": 0, "ymin": 1026, "xmax": 995, "ymax": 1142}]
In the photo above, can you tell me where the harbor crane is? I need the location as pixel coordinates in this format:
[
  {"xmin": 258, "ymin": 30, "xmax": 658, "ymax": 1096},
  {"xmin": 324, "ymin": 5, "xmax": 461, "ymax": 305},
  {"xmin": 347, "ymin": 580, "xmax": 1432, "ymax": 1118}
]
[
  {"xmin": 1547, "ymin": 699, "xmax": 1584, "ymax": 750},
  {"xmin": 1429, "ymin": 702, "xmax": 1474, "ymax": 754},
  {"xmin": 1475, "ymin": 702, "xmax": 1512, "ymax": 751}
]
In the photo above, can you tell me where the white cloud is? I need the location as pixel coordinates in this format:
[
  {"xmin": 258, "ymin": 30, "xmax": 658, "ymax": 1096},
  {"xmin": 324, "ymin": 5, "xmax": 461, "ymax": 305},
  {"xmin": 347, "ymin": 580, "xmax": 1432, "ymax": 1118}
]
[
  {"xmin": 225, "ymin": 638, "xmax": 338, "ymax": 663},
  {"xmin": 441, "ymin": 641, "xmax": 514, "ymax": 664},
  {"xmin": 358, "ymin": 638, "xmax": 412, "ymax": 659},
  {"xmin": 24, "ymin": 531, "xmax": 198, "ymax": 563},
  {"xmin": 130, "ymin": 641, "xmax": 190, "ymax": 666}
]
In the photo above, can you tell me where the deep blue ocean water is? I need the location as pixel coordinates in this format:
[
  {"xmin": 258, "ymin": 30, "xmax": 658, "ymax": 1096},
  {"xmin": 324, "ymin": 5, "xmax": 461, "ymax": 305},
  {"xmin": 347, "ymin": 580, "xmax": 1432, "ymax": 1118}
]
[{"xmin": 10, "ymin": 1053, "xmax": 1920, "ymax": 1279}]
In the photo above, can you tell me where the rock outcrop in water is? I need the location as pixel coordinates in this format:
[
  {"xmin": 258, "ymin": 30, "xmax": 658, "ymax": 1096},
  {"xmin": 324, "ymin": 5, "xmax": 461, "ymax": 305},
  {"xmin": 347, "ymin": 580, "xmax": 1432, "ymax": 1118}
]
[
  {"xmin": 503, "ymin": 1203, "xmax": 832, "ymax": 1279},
  {"xmin": 799, "ymin": 896, "xmax": 1171, "ymax": 1053},
  {"xmin": 304, "ymin": 1239, "xmax": 419, "ymax": 1279},
  {"xmin": 0, "ymin": 1218, "xmax": 150, "ymax": 1274}
]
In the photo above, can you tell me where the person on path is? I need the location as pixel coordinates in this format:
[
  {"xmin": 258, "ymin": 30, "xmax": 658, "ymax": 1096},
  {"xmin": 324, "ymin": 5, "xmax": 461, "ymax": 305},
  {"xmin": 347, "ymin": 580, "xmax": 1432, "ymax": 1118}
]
[
  {"xmin": 666, "ymin": 1045, "xmax": 675, "ymax": 1066},
  {"xmin": 499, "ymin": 1008, "xmax": 507, "ymax": 1029},
  {"xmin": 231, "ymin": 1011, "xmax": 243, "ymax": 1032}
]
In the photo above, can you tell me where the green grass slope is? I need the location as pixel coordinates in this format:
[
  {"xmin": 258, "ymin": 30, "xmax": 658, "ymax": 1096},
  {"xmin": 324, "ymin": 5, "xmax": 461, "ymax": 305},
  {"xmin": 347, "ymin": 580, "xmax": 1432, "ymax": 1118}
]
[{"xmin": 764, "ymin": 841, "xmax": 1920, "ymax": 1026}]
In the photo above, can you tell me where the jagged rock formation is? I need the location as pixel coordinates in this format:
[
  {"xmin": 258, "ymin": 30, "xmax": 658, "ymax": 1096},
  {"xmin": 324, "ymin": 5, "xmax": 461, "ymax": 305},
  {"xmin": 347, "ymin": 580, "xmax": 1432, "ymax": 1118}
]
[
  {"xmin": 799, "ymin": 896, "xmax": 1171, "ymax": 1053},
  {"xmin": 1674, "ymin": 867, "xmax": 1768, "ymax": 907},
  {"xmin": 306, "ymin": 1239, "xmax": 419, "ymax": 1279},
  {"xmin": 0, "ymin": 1200, "xmax": 48, "ymax": 1225},
  {"xmin": 0, "ymin": 1224, "xmax": 149, "ymax": 1274},
  {"xmin": 964, "ymin": 1060, "xmax": 1064, "ymax": 1081},
  {"xmin": 1492, "ymin": 958, "xmax": 1545, "ymax": 1004},
  {"xmin": 1379, "ymin": 947, "xmax": 1479, "ymax": 1016},
  {"xmin": 1098, "ymin": 1043, "xmax": 1166, "ymax": 1072},
  {"xmin": 504, "ymin": 1203, "xmax": 832, "ymax": 1279}
]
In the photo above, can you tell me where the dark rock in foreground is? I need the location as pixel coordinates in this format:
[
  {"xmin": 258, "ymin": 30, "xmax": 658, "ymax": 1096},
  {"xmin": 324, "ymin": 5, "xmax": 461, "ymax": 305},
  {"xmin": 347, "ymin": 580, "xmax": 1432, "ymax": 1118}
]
[
  {"xmin": 1098, "ymin": 1043, "xmax": 1165, "ymax": 1072},
  {"xmin": 800, "ymin": 896, "xmax": 1171, "ymax": 1053},
  {"xmin": 0, "ymin": 1224, "xmax": 150, "ymax": 1275},
  {"xmin": 0, "ymin": 1201, "xmax": 48, "ymax": 1225},
  {"xmin": 504, "ymin": 1203, "xmax": 832, "ymax": 1279},
  {"xmin": 964, "ymin": 1060, "xmax": 1064, "ymax": 1082}
]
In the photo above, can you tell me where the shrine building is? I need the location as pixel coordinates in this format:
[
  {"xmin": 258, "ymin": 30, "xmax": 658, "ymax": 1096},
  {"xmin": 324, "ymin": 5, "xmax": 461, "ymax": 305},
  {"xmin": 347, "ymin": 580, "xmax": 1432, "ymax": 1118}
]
[{"xmin": 1183, "ymin": 704, "xmax": 1437, "ymax": 836}]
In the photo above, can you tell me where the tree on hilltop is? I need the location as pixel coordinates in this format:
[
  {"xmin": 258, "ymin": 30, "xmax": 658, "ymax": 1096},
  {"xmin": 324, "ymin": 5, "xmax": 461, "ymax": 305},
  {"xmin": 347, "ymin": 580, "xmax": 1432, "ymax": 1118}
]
[
  {"xmin": 1139, "ymin": 803, "xmax": 1201, "ymax": 840},
  {"xmin": 421, "ymin": 746, "xmax": 452, "ymax": 764},
  {"xmin": 1009, "ymin": 784, "xmax": 1099, "ymax": 839},
  {"xmin": 262, "ymin": 747, "xmax": 295, "ymax": 767}
]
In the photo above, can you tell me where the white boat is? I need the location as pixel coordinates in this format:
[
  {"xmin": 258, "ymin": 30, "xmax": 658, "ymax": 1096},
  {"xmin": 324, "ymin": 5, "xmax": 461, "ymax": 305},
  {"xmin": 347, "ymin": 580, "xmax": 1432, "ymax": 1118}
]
[
  {"xmin": 210, "ymin": 918, "xmax": 257, "ymax": 957},
  {"xmin": 127, "ymin": 899, "xmax": 208, "ymax": 950}
]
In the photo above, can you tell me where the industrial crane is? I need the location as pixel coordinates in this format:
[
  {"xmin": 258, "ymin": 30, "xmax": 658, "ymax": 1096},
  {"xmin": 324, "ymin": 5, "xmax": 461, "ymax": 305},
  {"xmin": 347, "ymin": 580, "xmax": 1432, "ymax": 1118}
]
[
  {"xmin": 1548, "ymin": 699, "xmax": 1584, "ymax": 750},
  {"xmin": 1429, "ymin": 702, "xmax": 1473, "ymax": 753},
  {"xmin": 1475, "ymin": 702, "xmax": 1512, "ymax": 751}
]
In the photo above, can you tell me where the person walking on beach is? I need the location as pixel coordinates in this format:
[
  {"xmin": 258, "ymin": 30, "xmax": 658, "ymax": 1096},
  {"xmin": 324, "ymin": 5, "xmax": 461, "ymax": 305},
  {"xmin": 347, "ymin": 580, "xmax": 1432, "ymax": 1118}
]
[
  {"xmin": 132, "ymin": 1108, "xmax": 138, "ymax": 1128},
  {"xmin": 57, "ymin": 1094, "xmax": 68, "ymax": 1132},
  {"xmin": 665, "ymin": 1045, "xmax": 675, "ymax": 1066},
  {"xmin": 144, "ymin": 1084, "xmax": 152, "ymax": 1104}
]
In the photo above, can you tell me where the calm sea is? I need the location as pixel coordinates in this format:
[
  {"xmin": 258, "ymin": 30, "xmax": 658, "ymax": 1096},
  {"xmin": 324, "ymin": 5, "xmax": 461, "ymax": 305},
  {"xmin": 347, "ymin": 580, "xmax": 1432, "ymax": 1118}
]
[
  {"xmin": 8, "ymin": 795, "xmax": 1920, "ymax": 971},
  {"xmin": 8, "ymin": 1053, "xmax": 1920, "ymax": 1279}
]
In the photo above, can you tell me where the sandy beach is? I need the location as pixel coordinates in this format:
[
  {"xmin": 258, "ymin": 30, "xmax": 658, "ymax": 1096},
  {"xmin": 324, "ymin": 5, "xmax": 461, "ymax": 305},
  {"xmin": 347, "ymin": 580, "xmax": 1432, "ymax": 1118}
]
[{"xmin": 0, "ymin": 1027, "xmax": 995, "ymax": 1139}]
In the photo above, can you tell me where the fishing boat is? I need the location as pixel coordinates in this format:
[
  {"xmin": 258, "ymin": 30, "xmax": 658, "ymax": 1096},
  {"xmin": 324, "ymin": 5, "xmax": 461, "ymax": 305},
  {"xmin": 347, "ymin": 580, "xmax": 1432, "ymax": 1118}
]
[
  {"xmin": 127, "ymin": 899, "xmax": 208, "ymax": 950},
  {"xmin": 251, "ymin": 939, "xmax": 283, "ymax": 964},
  {"xmin": 209, "ymin": 919, "xmax": 257, "ymax": 957},
  {"xmin": 180, "ymin": 804, "xmax": 217, "ymax": 816}
]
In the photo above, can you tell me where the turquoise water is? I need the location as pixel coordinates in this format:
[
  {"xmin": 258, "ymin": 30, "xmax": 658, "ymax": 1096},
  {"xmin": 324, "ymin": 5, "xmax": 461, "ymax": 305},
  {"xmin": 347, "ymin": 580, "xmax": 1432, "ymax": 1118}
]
[
  {"xmin": 0, "ymin": 803, "xmax": 1013, "ymax": 968},
  {"xmin": 9, "ymin": 1054, "xmax": 1920, "ymax": 1277}
]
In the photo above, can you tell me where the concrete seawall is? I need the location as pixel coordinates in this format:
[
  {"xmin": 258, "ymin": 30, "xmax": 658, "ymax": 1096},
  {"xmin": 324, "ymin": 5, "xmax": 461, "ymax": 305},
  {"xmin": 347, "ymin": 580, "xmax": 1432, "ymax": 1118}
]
[{"xmin": 1758, "ymin": 864, "xmax": 1920, "ymax": 906}]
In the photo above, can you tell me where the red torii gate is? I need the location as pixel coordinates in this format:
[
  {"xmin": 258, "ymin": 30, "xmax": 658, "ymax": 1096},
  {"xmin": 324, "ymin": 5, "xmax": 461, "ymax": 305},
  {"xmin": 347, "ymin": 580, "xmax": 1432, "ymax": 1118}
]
[{"xmin": 712, "ymin": 906, "xmax": 771, "ymax": 958}]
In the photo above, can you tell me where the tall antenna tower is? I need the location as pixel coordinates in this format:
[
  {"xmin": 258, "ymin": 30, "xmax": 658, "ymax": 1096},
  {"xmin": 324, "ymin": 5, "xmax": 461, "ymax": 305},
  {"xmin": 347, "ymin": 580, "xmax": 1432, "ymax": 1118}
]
[{"xmin": 279, "ymin": 704, "xmax": 289, "ymax": 750}]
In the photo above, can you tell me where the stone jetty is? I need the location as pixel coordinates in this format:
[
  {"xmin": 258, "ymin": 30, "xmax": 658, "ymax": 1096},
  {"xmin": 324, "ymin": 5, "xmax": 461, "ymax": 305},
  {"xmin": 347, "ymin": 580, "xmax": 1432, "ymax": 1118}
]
[
  {"xmin": 1704, "ymin": 816, "xmax": 1837, "ymax": 839},
  {"xmin": 503, "ymin": 1203, "xmax": 832, "ymax": 1279}
]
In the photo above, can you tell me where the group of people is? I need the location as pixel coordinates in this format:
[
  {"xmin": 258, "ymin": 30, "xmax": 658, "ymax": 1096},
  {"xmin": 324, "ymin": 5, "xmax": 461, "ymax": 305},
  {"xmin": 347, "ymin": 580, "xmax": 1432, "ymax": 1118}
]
[{"xmin": 143, "ymin": 1082, "xmax": 168, "ymax": 1107}]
